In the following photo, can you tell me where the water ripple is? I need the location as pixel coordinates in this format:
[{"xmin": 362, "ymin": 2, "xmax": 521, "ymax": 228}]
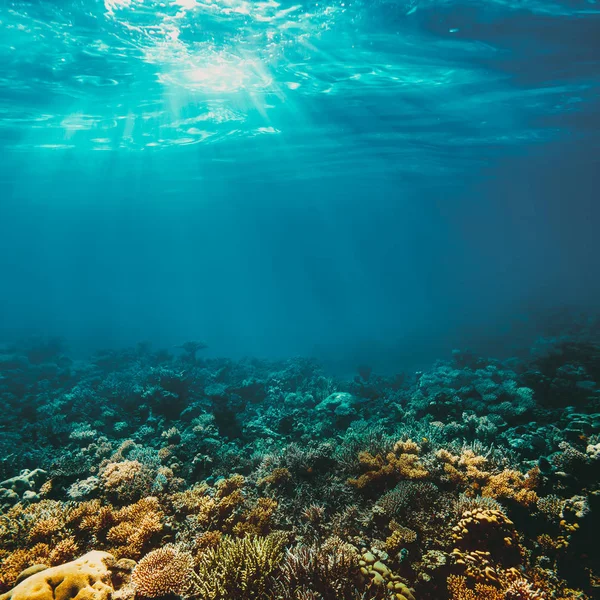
[{"xmin": 0, "ymin": 0, "xmax": 598, "ymax": 166}]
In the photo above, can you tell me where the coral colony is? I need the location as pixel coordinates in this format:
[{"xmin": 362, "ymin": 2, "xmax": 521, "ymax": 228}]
[{"xmin": 0, "ymin": 335, "xmax": 599, "ymax": 599}]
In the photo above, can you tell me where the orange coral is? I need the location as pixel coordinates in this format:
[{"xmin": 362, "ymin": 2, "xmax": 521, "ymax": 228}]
[
  {"xmin": 436, "ymin": 449, "xmax": 539, "ymax": 506},
  {"xmin": 132, "ymin": 545, "xmax": 196, "ymax": 598},
  {"xmin": 448, "ymin": 574, "xmax": 503, "ymax": 600},
  {"xmin": 48, "ymin": 536, "xmax": 80, "ymax": 565},
  {"xmin": 105, "ymin": 497, "xmax": 166, "ymax": 559},
  {"xmin": 482, "ymin": 470, "xmax": 538, "ymax": 507},
  {"xmin": 348, "ymin": 440, "xmax": 428, "ymax": 490}
]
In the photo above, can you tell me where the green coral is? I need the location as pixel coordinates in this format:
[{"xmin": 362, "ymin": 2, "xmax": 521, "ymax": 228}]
[{"xmin": 194, "ymin": 533, "xmax": 288, "ymax": 599}]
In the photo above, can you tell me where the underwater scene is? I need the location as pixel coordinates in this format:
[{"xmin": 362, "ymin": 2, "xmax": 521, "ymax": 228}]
[{"xmin": 1, "ymin": 0, "xmax": 600, "ymax": 597}]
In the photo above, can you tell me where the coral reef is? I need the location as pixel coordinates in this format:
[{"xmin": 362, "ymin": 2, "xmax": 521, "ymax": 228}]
[{"xmin": 0, "ymin": 335, "xmax": 599, "ymax": 599}]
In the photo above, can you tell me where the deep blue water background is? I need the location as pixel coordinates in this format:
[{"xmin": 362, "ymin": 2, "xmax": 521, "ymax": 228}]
[{"xmin": 1, "ymin": 0, "xmax": 599, "ymax": 371}]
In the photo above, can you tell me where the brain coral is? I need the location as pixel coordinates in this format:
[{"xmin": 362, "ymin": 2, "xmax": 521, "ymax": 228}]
[{"xmin": 0, "ymin": 551, "xmax": 116, "ymax": 600}]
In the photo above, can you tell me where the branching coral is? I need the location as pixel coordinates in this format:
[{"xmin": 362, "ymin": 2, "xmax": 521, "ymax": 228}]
[
  {"xmin": 481, "ymin": 470, "xmax": 538, "ymax": 507},
  {"xmin": 348, "ymin": 440, "xmax": 428, "ymax": 491},
  {"xmin": 233, "ymin": 497, "xmax": 278, "ymax": 536},
  {"xmin": 385, "ymin": 521, "xmax": 417, "ymax": 555},
  {"xmin": 195, "ymin": 533, "xmax": 287, "ymax": 599},
  {"xmin": 436, "ymin": 449, "xmax": 538, "ymax": 506},
  {"xmin": 105, "ymin": 497, "xmax": 165, "ymax": 559},
  {"xmin": 275, "ymin": 536, "xmax": 364, "ymax": 600},
  {"xmin": 258, "ymin": 468, "xmax": 292, "ymax": 488},
  {"xmin": 448, "ymin": 574, "xmax": 546, "ymax": 600},
  {"xmin": 170, "ymin": 476, "xmax": 277, "ymax": 538},
  {"xmin": 100, "ymin": 460, "xmax": 154, "ymax": 503}
]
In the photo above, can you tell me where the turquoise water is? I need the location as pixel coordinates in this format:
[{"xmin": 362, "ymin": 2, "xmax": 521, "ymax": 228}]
[{"xmin": 1, "ymin": 0, "xmax": 599, "ymax": 367}]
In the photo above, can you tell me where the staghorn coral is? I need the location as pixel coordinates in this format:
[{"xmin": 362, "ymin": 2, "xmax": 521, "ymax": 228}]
[
  {"xmin": 131, "ymin": 544, "xmax": 197, "ymax": 598},
  {"xmin": 275, "ymin": 536, "xmax": 366, "ymax": 600},
  {"xmin": 195, "ymin": 533, "xmax": 287, "ymax": 599}
]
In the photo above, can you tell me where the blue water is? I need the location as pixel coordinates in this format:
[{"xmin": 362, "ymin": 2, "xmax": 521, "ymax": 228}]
[{"xmin": 1, "ymin": 0, "xmax": 599, "ymax": 369}]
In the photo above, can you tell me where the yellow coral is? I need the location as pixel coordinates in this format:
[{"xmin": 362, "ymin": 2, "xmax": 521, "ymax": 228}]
[
  {"xmin": 385, "ymin": 521, "xmax": 417, "ymax": 554},
  {"xmin": 482, "ymin": 470, "xmax": 538, "ymax": 507},
  {"xmin": 448, "ymin": 575, "xmax": 503, "ymax": 600},
  {"xmin": 348, "ymin": 442, "xmax": 428, "ymax": 490},
  {"xmin": 0, "ymin": 551, "xmax": 117, "ymax": 600}
]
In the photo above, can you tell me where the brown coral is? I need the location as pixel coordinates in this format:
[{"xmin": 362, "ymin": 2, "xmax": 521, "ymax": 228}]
[{"xmin": 258, "ymin": 468, "xmax": 292, "ymax": 488}]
